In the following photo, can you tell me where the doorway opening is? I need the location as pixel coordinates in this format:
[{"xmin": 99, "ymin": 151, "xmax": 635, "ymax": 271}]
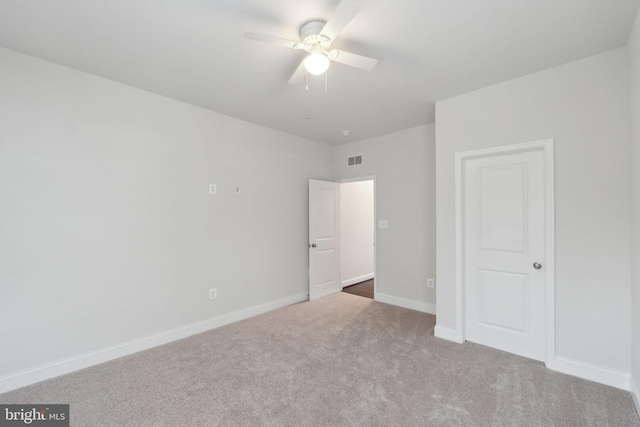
[
  {"xmin": 339, "ymin": 178, "xmax": 375, "ymax": 300},
  {"xmin": 342, "ymin": 279, "xmax": 374, "ymax": 299}
]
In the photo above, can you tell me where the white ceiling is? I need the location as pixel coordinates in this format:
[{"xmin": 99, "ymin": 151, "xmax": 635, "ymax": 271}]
[{"xmin": 0, "ymin": 0, "xmax": 638, "ymax": 145}]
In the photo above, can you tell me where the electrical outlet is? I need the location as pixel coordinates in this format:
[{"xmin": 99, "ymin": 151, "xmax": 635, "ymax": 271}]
[
  {"xmin": 427, "ymin": 278, "xmax": 435, "ymax": 288},
  {"xmin": 209, "ymin": 184, "xmax": 217, "ymax": 195},
  {"xmin": 209, "ymin": 288, "xmax": 217, "ymax": 300}
]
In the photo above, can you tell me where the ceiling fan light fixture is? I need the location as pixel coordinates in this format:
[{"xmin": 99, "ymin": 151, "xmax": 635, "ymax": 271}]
[{"xmin": 304, "ymin": 46, "xmax": 330, "ymax": 75}]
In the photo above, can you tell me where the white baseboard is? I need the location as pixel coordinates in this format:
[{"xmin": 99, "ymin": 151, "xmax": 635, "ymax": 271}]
[
  {"xmin": 552, "ymin": 356, "xmax": 631, "ymax": 391},
  {"xmin": 342, "ymin": 273, "xmax": 374, "ymax": 288},
  {"xmin": 375, "ymin": 292, "xmax": 436, "ymax": 315},
  {"xmin": 0, "ymin": 293, "xmax": 308, "ymax": 394},
  {"xmin": 631, "ymin": 376, "xmax": 639, "ymax": 418},
  {"xmin": 434, "ymin": 325, "xmax": 464, "ymax": 343}
]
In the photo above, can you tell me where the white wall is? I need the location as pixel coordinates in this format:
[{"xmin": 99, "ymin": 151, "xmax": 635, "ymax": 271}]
[
  {"xmin": 334, "ymin": 125, "xmax": 436, "ymax": 313},
  {"xmin": 435, "ymin": 49, "xmax": 631, "ymax": 384},
  {"xmin": 628, "ymin": 7, "xmax": 640, "ymax": 411},
  {"xmin": 0, "ymin": 47, "xmax": 333, "ymax": 385},
  {"xmin": 340, "ymin": 180, "xmax": 374, "ymax": 287}
]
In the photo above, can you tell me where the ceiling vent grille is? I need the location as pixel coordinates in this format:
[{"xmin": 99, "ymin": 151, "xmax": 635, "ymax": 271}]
[{"xmin": 347, "ymin": 155, "xmax": 363, "ymax": 166}]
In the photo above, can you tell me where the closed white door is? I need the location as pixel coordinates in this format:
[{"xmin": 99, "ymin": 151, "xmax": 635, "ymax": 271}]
[
  {"xmin": 464, "ymin": 150, "xmax": 546, "ymax": 360},
  {"xmin": 309, "ymin": 180, "xmax": 341, "ymax": 300}
]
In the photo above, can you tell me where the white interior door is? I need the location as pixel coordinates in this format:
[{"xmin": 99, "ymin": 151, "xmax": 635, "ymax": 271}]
[
  {"xmin": 309, "ymin": 179, "xmax": 341, "ymax": 300},
  {"xmin": 464, "ymin": 150, "xmax": 546, "ymax": 361}
]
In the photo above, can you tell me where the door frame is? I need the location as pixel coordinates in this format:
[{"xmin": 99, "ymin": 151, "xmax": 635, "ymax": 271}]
[
  {"xmin": 455, "ymin": 139, "xmax": 555, "ymax": 367},
  {"xmin": 338, "ymin": 176, "xmax": 377, "ymax": 300}
]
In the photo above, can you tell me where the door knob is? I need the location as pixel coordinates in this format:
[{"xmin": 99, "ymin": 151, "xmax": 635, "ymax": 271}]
[
  {"xmin": 533, "ymin": 262, "xmax": 542, "ymax": 270},
  {"xmin": 309, "ymin": 243, "xmax": 317, "ymax": 248}
]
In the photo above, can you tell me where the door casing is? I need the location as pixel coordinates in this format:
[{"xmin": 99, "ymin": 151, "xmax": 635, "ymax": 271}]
[{"xmin": 455, "ymin": 139, "xmax": 555, "ymax": 367}]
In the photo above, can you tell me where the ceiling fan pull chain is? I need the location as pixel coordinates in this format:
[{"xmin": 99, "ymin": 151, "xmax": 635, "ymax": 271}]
[
  {"xmin": 325, "ymin": 70, "xmax": 328, "ymax": 93},
  {"xmin": 305, "ymin": 72, "xmax": 309, "ymax": 91}
]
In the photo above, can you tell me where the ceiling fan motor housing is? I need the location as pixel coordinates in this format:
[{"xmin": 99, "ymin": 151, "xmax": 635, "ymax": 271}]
[{"xmin": 300, "ymin": 20, "xmax": 331, "ymax": 48}]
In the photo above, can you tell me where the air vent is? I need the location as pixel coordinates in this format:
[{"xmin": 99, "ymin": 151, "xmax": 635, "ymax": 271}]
[{"xmin": 347, "ymin": 155, "xmax": 363, "ymax": 166}]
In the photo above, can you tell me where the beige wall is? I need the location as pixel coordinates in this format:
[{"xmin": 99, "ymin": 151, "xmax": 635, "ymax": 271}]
[
  {"xmin": 435, "ymin": 48, "xmax": 631, "ymax": 383},
  {"xmin": 628, "ymin": 6, "xmax": 640, "ymax": 408},
  {"xmin": 334, "ymin": 125, "xmax": 436, "ymax": 312},
  {"xmin": 0, "ymin": 47, "xmax": 333, "ymax": 380}
]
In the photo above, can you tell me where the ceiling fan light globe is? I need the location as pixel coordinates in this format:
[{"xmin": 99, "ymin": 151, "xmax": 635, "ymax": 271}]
[{"xmin": 304, "ymin": 53, "xmax": 330, "ymax": 75}]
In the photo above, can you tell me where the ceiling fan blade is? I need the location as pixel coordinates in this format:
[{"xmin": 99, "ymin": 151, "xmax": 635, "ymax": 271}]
[
  {"xmin": 319, "ymin": 0, "xmax": 361, "ymax": 42},
  {"xmin": 288, "ymin": 60, "xmax": 307, "ymax": 85},
  {"xmin": 244, "ymin": 32, "xmax": 303, "ymax": 50},
  {"xmin": 329, "ymin": 50, "xmax": 377, "ymax": 71}
]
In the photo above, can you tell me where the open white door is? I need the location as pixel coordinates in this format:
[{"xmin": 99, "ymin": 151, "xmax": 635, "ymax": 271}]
[{"xmin": 309, "ymin": 179, "xmax": 341, "ymax": 300}]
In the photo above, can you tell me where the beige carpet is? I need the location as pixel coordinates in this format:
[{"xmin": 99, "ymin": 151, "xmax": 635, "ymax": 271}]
[{"xmin": 1, "ymin": 293, "xmax": 638, "ymax": 426}]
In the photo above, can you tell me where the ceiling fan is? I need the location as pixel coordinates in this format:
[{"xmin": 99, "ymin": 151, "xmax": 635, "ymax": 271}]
[{"xmin": 244, "ymin": 0, "xmax": 377, "ymax": 85}]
